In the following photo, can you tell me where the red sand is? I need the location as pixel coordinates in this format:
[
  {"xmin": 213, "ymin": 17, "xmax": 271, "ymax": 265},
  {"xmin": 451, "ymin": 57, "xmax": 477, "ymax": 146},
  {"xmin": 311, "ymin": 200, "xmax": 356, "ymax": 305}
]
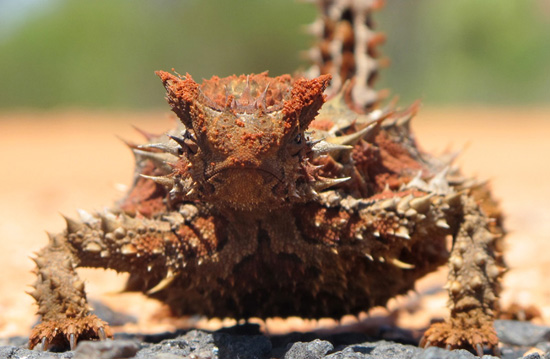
[{"xmin": 0, "ymin": 107, "xmax": 549, "ymax": 337}]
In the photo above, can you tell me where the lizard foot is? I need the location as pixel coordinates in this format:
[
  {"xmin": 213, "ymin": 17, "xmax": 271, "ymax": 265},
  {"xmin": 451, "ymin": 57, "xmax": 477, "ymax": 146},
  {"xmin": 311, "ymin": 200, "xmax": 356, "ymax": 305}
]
[
  {"xmin": 29, "ymin": 314, "xmax": 112, "ymax": 351},
  {"xmin": 420, "ymin": 318, "xmax": 499, "ymax": 357}
]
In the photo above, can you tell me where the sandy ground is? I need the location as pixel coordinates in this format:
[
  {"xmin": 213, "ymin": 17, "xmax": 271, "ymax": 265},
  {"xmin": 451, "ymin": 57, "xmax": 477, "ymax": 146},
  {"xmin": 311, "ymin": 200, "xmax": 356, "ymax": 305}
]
[{"xmin": 0, "ymin": 107, "xmax": 549, "ymax": 339}]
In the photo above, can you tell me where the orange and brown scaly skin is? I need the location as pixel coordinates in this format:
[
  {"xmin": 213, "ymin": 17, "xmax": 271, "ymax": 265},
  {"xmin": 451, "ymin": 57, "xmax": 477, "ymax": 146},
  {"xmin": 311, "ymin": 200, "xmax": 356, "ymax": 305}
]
[{"xmin": 29, "ymin": 1, "xmax": 505, "ymax": 356}]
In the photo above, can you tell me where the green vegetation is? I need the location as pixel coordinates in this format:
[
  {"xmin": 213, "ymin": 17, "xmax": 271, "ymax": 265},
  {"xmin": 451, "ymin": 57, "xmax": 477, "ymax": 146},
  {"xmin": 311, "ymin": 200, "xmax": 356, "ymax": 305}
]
[
  {"xmin": 0, "ymin": 0, "xmax": 549, "ymax": 109},
  {"xmin": 380, "ymin": 0, "xmax": 550, "ymax": 105}
]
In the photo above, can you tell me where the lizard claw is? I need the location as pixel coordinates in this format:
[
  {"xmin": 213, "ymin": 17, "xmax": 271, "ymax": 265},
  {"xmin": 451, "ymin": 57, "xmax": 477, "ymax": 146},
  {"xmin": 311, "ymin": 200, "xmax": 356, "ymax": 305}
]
[
  {"xmin": 98, "ymin": 327, "xmax": 107, "ymax": 340},
  {"xmin": 29, "ymin": 314, "xmax": 112, "ymax": 351},
  {"xmin": 420, "ymin": 318, "xmax": 499, "ymax": 356},
  {"xmin": 69, "ymin": 333, "xmax": 76, "ymax": 351},
  {"xmin": 475, "ymin": 343, "xmax": 484, "ymax": 357},
  {"xmin": 39, "ymin": 336, "xmax": 48, "ymax": 351}
]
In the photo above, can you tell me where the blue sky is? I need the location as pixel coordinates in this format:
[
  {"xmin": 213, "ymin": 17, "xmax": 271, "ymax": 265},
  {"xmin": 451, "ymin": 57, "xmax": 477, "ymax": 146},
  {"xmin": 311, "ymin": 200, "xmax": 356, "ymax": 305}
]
[{"xmin": 0, "ymin": 0, "xmax": 59, "ymax": 41}]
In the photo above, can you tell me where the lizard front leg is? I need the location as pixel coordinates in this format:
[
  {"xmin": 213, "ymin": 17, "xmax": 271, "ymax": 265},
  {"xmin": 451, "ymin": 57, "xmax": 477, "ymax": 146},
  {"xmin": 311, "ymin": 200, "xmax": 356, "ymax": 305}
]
[
  {"xmin": 28, "ymin": 209, "xmax": 183, "ymax": 351},
  {"xmin": 29, "ymin": 231, "xmax": 111, "ymax": 351},
  {"xmin": 420, "ymin": 194, "xmax": 505, "ymax": 356}
]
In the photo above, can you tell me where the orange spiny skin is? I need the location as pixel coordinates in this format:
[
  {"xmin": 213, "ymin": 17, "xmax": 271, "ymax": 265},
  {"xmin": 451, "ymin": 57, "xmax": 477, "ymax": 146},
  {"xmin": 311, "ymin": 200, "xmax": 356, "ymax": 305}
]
[
  {"xmin": 154, "ymin": 72, "xmax": 331, "ymax": 211},
  {"xmin": 29, "ymin": 1, "xmax": 505, "ymax": 356}
]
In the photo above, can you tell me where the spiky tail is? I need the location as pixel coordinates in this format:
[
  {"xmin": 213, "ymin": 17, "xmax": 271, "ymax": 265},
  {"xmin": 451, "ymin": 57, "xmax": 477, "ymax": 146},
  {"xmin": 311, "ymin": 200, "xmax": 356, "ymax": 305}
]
[{"xmin": 305, "ymin": 0, "xmax": 386, "ymax": 111}]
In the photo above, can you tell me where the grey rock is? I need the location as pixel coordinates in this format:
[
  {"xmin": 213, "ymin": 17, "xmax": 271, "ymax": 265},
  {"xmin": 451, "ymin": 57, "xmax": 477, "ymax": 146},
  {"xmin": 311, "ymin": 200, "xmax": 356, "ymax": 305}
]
[
  {"xmin": 499, "ymin": 346, "xmax": 533, "ymax": 359},
  {"xmin": 73, "ymin": 339, "xmax": 140, "ymax": 359},
  {"xmin": 135, "ymin": 330, "xmax": 214, "ymax": 358},
  {"xmin": 416, "ymin": 347, "xmax": 478, "ymax": 359},
  {"xmin": 325, "ymin": 340, "xmax": 422, "ymax": 359},
  {"xmin": 135, "ymin": 329, "xmax": 271, "ymax": 359},
  {"xmin": 323, "ymin": 340, "xmax": 500, "ymax": 359},
  {"xmin": 0, "ymin": 336, "xmax": 28, "ymax": 348},
  {"xmin": 0, "ymin": 345, "xmax": 73, "ymax": 358},
  {"xmin": 535, "ymin": 341, "xmax": 550, "ymax": 354},
  {"xmin": 284, "ymin": 339, "xmax": 334, "ymax": 359},
  {"xmin": 152, "ymin": 354, "xmax": 187, "ymax": 359},
  {"xmin": 367, "ymin": 340, "xmax": 422, "ymax": 358},
  {"xmin": 213, "ymin": 330, "xmax": 271, "ymax": 359},
  {"xmin": 495, "ymin": 320, "xmax": 550, "ymax": 346},
  {"xmin": 521, "ymin": 353, "xmax": 542, "ymax": 359}
]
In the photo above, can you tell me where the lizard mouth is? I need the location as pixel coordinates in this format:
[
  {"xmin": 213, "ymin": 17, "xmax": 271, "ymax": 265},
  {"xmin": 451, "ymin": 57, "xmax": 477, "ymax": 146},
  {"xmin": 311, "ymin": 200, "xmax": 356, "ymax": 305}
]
[
  {"xmin": 203, "ymin": 165, "xmax": 286, "ymax": 208},
  {"xmin": 205, "ymin": 164, "xmax": 283, "ymax": 184}
]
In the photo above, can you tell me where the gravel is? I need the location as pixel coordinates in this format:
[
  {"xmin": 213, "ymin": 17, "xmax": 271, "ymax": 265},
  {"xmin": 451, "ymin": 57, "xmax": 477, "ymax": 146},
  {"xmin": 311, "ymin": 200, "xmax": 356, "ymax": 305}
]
[{"xmin": 1, "ymin": 320, "xmax": 549, "ymax": 359}]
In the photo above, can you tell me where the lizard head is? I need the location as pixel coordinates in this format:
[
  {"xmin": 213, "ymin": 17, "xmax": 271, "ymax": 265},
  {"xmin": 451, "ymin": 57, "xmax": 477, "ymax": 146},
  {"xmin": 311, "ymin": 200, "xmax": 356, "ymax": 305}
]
[{"xmin": 155, "ymin": 71, "xmax": 331, "ymax": 211}]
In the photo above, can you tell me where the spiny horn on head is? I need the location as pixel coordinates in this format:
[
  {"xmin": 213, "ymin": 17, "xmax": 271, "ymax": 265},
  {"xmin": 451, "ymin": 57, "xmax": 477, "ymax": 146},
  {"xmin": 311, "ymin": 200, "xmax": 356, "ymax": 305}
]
[
  {"xmin": 156, "ymin": 71, "xmax": 199, "ymax": 129},
  {"xmin": 283, "ymin": 74, "xmax": 331, "ymax": 131}
]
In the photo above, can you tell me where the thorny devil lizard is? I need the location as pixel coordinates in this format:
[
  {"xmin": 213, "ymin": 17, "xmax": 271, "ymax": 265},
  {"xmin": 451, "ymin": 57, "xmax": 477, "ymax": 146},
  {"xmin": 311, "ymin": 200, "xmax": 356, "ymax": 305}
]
[{"xmin": 28, "ymin": 0, "xmax": 506, "ymax": 356}]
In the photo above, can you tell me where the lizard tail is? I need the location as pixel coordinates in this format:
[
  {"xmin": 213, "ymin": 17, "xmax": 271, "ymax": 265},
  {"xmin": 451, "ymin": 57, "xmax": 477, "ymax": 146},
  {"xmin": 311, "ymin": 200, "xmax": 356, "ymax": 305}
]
[{"xmin": 305, "ymin": 0, "xmax": 388, "ymax": 112}]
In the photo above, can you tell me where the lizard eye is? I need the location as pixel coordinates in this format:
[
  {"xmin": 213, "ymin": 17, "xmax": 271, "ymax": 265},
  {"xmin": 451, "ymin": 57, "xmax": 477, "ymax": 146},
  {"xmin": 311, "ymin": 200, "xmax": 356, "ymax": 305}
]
[
  {"xmin": 183, "ymin": 131, "xmax": 199, "ymax": 154},
  {"xmin": 289, "ymin": 132, "xmax": 304, "ymax": 156},
  {"xmin": 169, "ymin": 130, "xmax": 198, "ymax": 155}
]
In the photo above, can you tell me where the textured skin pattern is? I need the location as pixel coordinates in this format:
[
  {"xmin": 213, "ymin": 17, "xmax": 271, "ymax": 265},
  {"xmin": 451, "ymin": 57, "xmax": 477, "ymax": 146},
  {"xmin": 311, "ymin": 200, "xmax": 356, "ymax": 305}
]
[
  {"xmin": 305, "ymin": 0, "xmax": 387, "ymax": 110},
  {"xmin": 28, "ymin": 1, "xmax": 505, "ymax": 356}
]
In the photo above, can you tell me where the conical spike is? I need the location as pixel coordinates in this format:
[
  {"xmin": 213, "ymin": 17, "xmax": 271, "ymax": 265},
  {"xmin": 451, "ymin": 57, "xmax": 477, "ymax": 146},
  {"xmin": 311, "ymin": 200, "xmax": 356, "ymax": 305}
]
[
  {"xmin": 327, "ymin": 79, "xmax": 351, "ymax": 108},
  {"xmin": 312, "ymin": 177, "xmax": 350, "ymax": 191},
  {"xmin": 378, "ymin": 197, "xmax": 398, "ymax": 210},
  {"xmin": 361, "ymin": 118, "xmax": 384, "ymax": 143},
  {"xmin": 147, "ymin": 270, "xmax": 176, "ymax": 294},
  {"xmin": 391, "ymin": 258, "xmax": 415, "ymax": 269},
  {"xmin": 140, "ymin": 174, "xmax": 175, "ymax": 189},
  {"xmin": 327, "ymin": 120, "xmax": 379, "ymax": 146},
  {"xmin": 242, "ymin": 75, "xmax": 252, "ymax": 104},
  {"xmin": 309, "ymin": 187, "xmax": 319, "ymax": 197},
  {"xmin": 406, "ymin": 171, "xmax": 428, "ymax": 191},
  {"xmin": 77, "ymin": 209, "xmax": 98, "ymax": 226},
  {"xmin": 168, "ymin": 135, "xmax": 187, "ymax": 148},
  {"xmin": 185, "ymin": 188, "xmax": 196, "ymax": 197},
  {"xmin": 73, "ymin": 280, "xmax": 85, "ymax": 292},
  {"xmin": 369, "ymin": 96, "xmax": 398, "ymax": 122},
  {"xmin": 99, "ymin": 212, "xmax": 119, "ymax": 233},
  {"xmin": 84, "ymin": 242, "xmax": 102, "ymax": 253},
  {"xmin": 132, "ymin": 149, "xmax": 177, "ymax": 165},
  {"xmin": 116, "ymin": 135, "xmax": 139, "ymax": 150},
  {"xmin": 62, "ymin": 214, "xmax": 84, "ymax": 233},
  {"xmin": 409, "ymin": 194, "xmax": 434, "ymax": 214},
  {"xmin": 311, "ymin": 140, "xmax": 353, "ymax": 157},
  {"xmin": 118, "ymin": 213, "xmax": 130, "ymax": 223},
  {"xmin": 46, "ymin": 231, "xmax": 64, "ymax": 246},
  {"xmin": 255, "ymin": 83, "xmax": 270, "ymax": 109},
  {"xmin": 26, "ymin": 289, "xmax": 40, "ymax": 301},
  {"xmin": 138, "ymin": 143, "xmax": 180, "ymax": 156},
  {"xmin": 31, "ymin": 256, "xmax": 47, "ymax": 270},
  {"xmin": 397, "ymin": 194, "xmax": 413, "ymax": 214},
  {"xmin": 394, "ymin": 226, "xmax": 410, "ymax": 240},
  {"xmin": 132, "ymin": 125, "xmax": 159, "ymax": 141},
  {"xmin": 436, "ymin": 219, "xmax": 450, "ymax": 229},
  {"xmin": 428, "ymin": 166, "xmax": 450, "ymax": 195},
  {"xmin": 394, "ymin": 100, "xmax": 421, "ymax": 128}
]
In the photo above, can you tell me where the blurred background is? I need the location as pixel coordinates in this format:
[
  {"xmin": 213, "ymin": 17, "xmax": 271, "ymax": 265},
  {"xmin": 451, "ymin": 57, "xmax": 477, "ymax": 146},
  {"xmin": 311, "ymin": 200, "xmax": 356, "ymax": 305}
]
[{"xmin": 0, "ymin": 0, "xmax": 549, "ymax": 109}]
